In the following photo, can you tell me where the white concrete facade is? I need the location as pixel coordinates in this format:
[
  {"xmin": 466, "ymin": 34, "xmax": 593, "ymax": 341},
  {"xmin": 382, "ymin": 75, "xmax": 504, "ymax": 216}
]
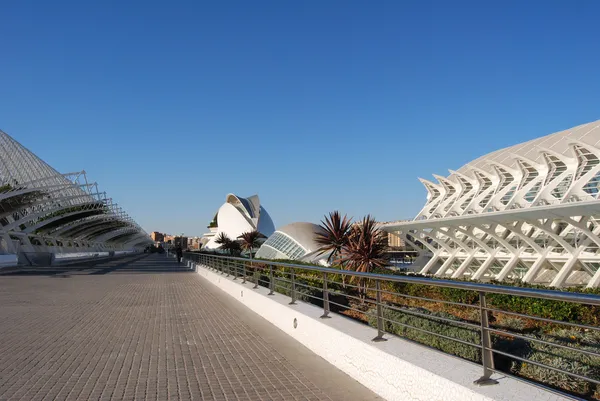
[
  {"xmin": 203, "ymin": 193, "xmax": 275, "ymax": 249},
  {"xmin": 385, "ymin": 120, "xmax": 600, "ymax": 288},
  {"xmin": 192, "ymin": 259, "xmax": 569, "ymax": 401},
  {"xmin": 255, "ymin": 222, "xmax": 329, "ymax": 264},
  {"xmin": 0, "ymin": 129, "xmax": 151, "ymax": 263}
]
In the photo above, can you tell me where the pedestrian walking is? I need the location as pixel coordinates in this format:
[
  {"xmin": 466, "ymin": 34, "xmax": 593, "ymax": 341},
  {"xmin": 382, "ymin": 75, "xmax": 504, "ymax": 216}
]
[{"xmin": 176, "ymin": 245, "xmax": 183, "ymax": 263}]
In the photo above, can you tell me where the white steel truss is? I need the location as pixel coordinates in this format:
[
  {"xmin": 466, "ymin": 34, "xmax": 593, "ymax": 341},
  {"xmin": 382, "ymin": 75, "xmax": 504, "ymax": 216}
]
[
  {"xmin": 0, "ymin": 129, "xmax": 151, "ymax": 257},
  {"xmin": 386, "ymin": 120, "xmax": 600, "ymax": 288}
]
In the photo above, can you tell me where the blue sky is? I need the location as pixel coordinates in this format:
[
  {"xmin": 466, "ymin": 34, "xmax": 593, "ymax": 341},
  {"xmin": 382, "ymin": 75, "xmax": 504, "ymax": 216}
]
[{"xmin": 1, "ymin": 1, "xmax": 599, "ymax": 236}]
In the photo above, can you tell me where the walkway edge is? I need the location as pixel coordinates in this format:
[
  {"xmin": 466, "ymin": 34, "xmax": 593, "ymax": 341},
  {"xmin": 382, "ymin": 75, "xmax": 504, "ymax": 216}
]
[{"xmin": 194, "ymin": 263, "xmax": 568, "ymax": 401}]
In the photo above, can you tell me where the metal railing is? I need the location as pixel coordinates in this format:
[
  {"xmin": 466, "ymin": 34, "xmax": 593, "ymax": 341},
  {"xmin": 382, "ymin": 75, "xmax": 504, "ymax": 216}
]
[{"xmin": 184, "ymin": 252, "xmax": 600, "ymax": 399}]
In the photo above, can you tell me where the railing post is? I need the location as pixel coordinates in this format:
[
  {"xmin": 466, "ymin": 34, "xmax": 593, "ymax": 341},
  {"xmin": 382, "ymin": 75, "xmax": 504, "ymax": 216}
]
[
  {"xmin": 232, "ymin": 259, "xmax": 237, "ymax": 280},
  {"xmin": 320, "ymin": 272, "xmax": 330, "ymax": 319},
  {"xmin": 372, "ymin": 279, "xmax": 386, "ymax": 342},
  {"xmin": 242, "ymin": 260, "xmax": 247, "ymax": 284},
  {"xmin": 289, "ymin": 268, "xmax": 297, "ymax": 305},
  {"xmin": 253, "ymin": 262, "xmax": 259, "ymax": 289},
  {"xmin": 268, "ymin": 265, "xmax": 275, "ymax": 295},
  {"xmin": 474, "ymin": 292, "xmax": 498, "ymax": 385}
]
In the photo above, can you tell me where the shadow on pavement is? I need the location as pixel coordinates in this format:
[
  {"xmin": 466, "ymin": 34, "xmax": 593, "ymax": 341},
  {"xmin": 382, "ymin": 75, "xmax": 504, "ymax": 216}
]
[{"xmin": 0, "ymin": 254, "xmax": 192, "ymax": 277}]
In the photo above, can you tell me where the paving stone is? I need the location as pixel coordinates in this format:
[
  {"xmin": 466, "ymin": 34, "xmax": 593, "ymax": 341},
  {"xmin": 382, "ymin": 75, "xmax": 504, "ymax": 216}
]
[{"xmin": 0, "ymin": 255, "xmax": 380, "ymax": 401}]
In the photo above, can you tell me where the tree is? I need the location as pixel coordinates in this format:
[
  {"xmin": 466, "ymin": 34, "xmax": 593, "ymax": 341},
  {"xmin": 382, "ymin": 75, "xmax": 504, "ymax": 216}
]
[
  {"xmin": 315, "ymin": 211, "xmax": 353, "ymax": 264},
  {"xmin": 215, "ymin": 232, "xmax": 241, "ymax": 256},
  {"xmin": 340, "ymin": 215, "xmax": 389, "ymax": 299},
  {"xmin": 315, "ymin": 211, "xmax": 353, "ymax": 286},
  {"xmin": 238, "ymin": 230, "xmax": 265, "ymax": 259}
]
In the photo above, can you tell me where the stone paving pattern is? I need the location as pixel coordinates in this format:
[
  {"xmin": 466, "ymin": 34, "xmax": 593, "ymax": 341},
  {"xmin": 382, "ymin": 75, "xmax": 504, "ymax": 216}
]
[{"xmin": 0, "ymin": 254, "xmax": 379, "ymax": 401}]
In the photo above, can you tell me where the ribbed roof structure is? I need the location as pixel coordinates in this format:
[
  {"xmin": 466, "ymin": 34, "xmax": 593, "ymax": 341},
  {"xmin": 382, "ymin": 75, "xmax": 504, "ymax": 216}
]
[
  {"xmin": 418, "ymin": 120, "xmax": 600, "ymax": 220},
  {"xmin": 0, "ymin": 129, "xmax": 151, "ymax": 256},
  {"xmin": 386, "ymin": 120, "xmax": 600, "ymax": 288}
]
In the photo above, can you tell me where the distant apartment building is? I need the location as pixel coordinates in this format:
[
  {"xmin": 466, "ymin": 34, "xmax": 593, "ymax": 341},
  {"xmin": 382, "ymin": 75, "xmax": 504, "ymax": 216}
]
[
  {"xmin": 188, "ymin": 237, "xmax": 202, "ymax": 250},
  {"xmin": 173, "ymin": 236, "xmax": 188, "ymax": 249},
  {"xmin": 150, "ymin": 231, "xmax": 164, "ymax": 242},
  {"xmin": 352, "ymin": 220, "xmax": 409, "ymax": 249},
  {"xmin": 379, "ymin": 220, "xmax": 408, "ymax": 249}
]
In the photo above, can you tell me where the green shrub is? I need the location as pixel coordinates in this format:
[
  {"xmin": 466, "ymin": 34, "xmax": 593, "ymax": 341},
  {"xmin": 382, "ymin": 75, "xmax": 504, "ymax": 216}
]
[
  {"xmin": 271, "ymin": 275, "xmax": 314, "ymax": 302},
  {"xmin": 516, "ymin": 334, "xmax": 600, "ymax": 396},
  {"xmin": 496, "ymin": 315, "xmax": 527, "ymax": 332},
  {"xmin": 368, "ymin": 306, "xmax": 481, "ymax": 363}
]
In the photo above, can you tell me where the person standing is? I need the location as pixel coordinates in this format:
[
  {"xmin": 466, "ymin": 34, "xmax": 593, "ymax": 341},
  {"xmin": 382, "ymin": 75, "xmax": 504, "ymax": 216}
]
[{"xmin": 176, "ymin": 245, "xmax": 183, "ymax": 263}]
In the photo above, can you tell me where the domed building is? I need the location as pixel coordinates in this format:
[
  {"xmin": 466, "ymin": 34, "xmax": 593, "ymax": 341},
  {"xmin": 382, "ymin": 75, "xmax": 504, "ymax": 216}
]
[
  {"xmin": 255, "ymin": 222, "xmax": 330, "ymax": 265},
  {"xmin": 385, "ymin": 120, "xmax": 600, "ymax": 288},
  {"xmin": 203, "ymin": 194, "xmax": 275, "ymax": 249}
]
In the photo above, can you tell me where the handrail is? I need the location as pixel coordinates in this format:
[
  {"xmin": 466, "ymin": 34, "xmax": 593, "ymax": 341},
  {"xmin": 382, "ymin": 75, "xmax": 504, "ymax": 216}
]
[
  {"xmin": 184, "ymin": 252, "xmax": 600, "ymax": 306},
  {"xmin": 183, "ymin": 251, "xmax": 600, "ymax": 399}
]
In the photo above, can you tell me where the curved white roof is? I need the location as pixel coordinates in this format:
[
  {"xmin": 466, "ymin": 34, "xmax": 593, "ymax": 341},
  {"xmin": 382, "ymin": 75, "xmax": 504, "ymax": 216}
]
[
  {"xmin": 204, "ymin": 193, "xmax": 275, "ymax": 249},
  {"xmin": 255, "ymin": 222, "xmax": 327, "ymax": 263},
  {"xmin": 417, "ymin": 120, "xmax": 600, "ymax": 220}
]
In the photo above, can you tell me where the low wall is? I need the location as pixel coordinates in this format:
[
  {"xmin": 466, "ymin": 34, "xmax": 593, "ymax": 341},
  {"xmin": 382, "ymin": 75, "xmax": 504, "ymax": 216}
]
[
  {"xmin": 10, "ymin": 250, "xmax": 137, "ymax": 267},
  {"xmin": 0, "ymin": 254, "xmax": 18, "ymax": 268},
  {"xmin": 54, "ymin": 251, "xmax": 135, "ymax": 266},
  {"xmin": 192, "ymin": 261, "xmax": 568, "ymax": 401}
]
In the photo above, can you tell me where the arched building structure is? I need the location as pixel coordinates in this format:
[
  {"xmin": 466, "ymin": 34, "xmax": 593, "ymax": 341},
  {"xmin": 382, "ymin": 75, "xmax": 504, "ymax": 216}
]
[
  {"xmin": 255, "ymin": 222, "xmax": 329, "ymax": 264},
  {"xmin": 203, "ymin": 194, "xmax": 275, "ymax": 249},
  {"xmin": 384, "ymin": 120, "xmax": 600, "ymax": 288},
  {"xmin": 0, "ymin": 129, "xmax": 151, "ymax": 264}
]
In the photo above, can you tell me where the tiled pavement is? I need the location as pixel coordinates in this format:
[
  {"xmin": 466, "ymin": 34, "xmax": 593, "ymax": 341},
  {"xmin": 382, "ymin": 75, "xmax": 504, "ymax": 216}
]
[{"xmin": 0, "ymin": 254, "xmax": 380, "ymax": 401}]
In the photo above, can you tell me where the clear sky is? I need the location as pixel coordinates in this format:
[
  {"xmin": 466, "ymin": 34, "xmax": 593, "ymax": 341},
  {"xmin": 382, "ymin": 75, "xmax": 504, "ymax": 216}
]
[{"xmin": 1, "ymin": 1, "xmax": 599, "ymax": 236}]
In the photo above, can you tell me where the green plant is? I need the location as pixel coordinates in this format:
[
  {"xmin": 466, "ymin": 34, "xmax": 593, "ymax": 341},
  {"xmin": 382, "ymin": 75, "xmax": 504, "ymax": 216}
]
[
  {"xmin": 214, "ymin": 233, "xmax": 241, "ymax": 256},
  {"xmin": 340, "ymin": 215, "xmax": 389, "ymax": 297},
  {"xmin": 497, "ymin": 315, "xmax": 527, "ymax": 332},
  {"xmin": 368, "ymin": 306, "xmax": 481, "ymax": 362},
  {"xmin": 516, "ymin": 334, "xmax": 600, "ymax": 397},
  {"xmin": 238, "ymin": 230, "xmax": 265, "ymax": 259},
  {"xmin": 271, "ymin": 275, "xmax": 314, "ymax": 302},
  {"xmin": 315, "ymin": 211, "xmax": 353, "ymax": 264}
]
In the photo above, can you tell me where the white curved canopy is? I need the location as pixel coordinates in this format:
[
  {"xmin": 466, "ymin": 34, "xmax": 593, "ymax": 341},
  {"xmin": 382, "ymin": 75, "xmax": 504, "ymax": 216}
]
[
  {"xmin": 0, "ymin": 129, "xmax": 151, "ymax": 255},
  {"xmin": 204, "ymin": 193, "xmax": 275, "ymax": 249},
  {"xmin": 417, "ymin": 120, "xmax": 600, "ymax": 220}
]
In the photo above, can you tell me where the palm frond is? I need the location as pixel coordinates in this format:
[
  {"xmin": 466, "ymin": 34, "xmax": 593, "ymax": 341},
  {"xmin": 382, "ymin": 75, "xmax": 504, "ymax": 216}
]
[
  {"xmin": 237, "ymin": 230, "xmax": 266, "ymax": 251},
  {"xmin": 340, "ymin": 215, "xmax": 389, "ymax": 274},
  {"xmin": 314, "ymin": 211, "xmax": 353, "ymax": 263}
]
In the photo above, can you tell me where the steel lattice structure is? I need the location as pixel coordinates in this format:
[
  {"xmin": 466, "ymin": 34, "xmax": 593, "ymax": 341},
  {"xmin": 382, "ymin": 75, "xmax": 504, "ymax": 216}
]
[
  {"xmin": 0, "ymin": 129, "xmax": 151, "ymax": 261},
  {"xmin": 385, "ymin": 120, "xmax": 600, "ymax": 288}
]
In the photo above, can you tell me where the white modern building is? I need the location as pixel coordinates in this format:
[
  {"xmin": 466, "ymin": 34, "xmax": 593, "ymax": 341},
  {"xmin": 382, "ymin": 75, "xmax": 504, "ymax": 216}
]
[
  {"xmin": 384, "ymin": 120, "xmax": 600, "ymax": 288},
  {"xmin": 255, "ymin": 222, "xmax": 330, "ymax": 265},
  {"xmin": 203, "ymin": 194, "xmax": 275, "ymax": 249},
  {"xmin": 0, "ymin": 129, "xmax": 151, "ymax": 266}
]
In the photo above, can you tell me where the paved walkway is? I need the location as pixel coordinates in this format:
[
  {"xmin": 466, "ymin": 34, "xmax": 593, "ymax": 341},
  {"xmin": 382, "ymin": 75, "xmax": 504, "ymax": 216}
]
[{"xmin": 0, "ymin": 254, "xmax": 379, "ymax": 401}]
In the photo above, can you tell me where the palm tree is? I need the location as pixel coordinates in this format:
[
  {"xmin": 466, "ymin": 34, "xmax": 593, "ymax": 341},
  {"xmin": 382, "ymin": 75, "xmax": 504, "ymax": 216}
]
[
  {"xmin": 340, "ymin": 215, "xmax": 389, "ymax": 299},
  {"xmin": 315, "ymin": 211, "xmax": 353, "ymax": 264},
  {"xmin": 215, "ymin": 232, "xmax": 241, "ymax": 256},
  {"xmin": 315, "ymin": 211, "xmax": 353, "ymax": 286},
  {"xmin": 215, "ymin": 232, "xmax": 232, "ymax": 249},
  {"xmin": 238, "ymin": 230, "xmax": 266, "ymax": 285},
  {"xmin": 238, "ymin": 230, "xmax": 265, "ymax": 259}
]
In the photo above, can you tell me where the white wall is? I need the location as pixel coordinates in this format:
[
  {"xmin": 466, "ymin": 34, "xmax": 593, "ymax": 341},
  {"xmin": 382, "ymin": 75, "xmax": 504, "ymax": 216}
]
[{"xmin": 193, "ymin": 261, "xmax": 569, "ymax": 401}]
